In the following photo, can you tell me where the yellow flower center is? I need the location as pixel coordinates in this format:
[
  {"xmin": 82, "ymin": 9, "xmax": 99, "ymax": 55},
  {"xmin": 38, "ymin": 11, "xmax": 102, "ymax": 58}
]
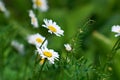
[
  {"xmin": 32, "ymin": 17, "xmax": 36, "ymax": 23},
  {"xmin": 35, "ymin": 0, "xmax": 42, "ymax": 7},
  {"xmin": 36, "ymin": 38, "xmax": 43, "ymax": 43},
  {"xmin": 119, "ymin": 30, "xmax": 120, "ymax": 32},
  {"xmin": 48, "ymin": 26, "xmax": 57, "ymax": 32},
  {"xmin": 43, "ymin": 51, "xmax": 52, "ymax": 58}
]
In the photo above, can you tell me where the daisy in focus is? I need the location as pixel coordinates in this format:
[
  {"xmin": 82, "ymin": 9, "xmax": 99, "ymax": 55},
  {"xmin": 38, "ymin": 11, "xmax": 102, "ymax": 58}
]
[
  {"xmin": 64, "ymin": 44, "xmax": 72, "ymax": 52},
  {"xmin": 111, "ymin": 25, "xmax": 120, "ymax": 37},
  {"xmin": 32, "ymin": 0, "xmax": 48, "ymax": 12},
  {"xmin": 42, "ymin": 19, "xmax": 64, "ymax": 37},
  {"xmin": 29, "ymin": 10, "xmax": 38, "ymax": 28},
  {"xmin": 0, "ymin": 1, "xmax": 9, "ymax": 17},
  {"xmin": 27, "ymin": 33, "xmax": 45, "ymax": 47},
  {"xmin": 37, "ymin": 40, "xmax": 59, "ymax": 64}
]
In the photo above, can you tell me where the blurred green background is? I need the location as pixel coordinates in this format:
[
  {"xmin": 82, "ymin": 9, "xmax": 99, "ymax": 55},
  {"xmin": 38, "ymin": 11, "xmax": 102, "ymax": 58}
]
[{"xmin": 1, "ymin": 0, "xmax": 120, "ymax": 80}]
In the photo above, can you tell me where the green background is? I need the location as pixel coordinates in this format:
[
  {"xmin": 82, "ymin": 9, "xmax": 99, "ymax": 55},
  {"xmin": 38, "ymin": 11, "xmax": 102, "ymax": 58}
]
[{"xmin": 0, "ymin": 0, "xmax": 120, "ymax": 80}]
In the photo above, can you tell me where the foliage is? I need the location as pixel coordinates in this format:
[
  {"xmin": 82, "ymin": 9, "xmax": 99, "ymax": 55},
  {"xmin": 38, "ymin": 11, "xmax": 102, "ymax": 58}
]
[{"xmin": 1, "ymin": 0, "xmax": 120, "ymax": 80}]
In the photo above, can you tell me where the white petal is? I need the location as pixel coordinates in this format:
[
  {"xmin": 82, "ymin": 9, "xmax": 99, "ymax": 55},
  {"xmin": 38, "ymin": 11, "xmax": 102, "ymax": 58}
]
[{"xmin": 115, "ymin": 33, "xmax": 120, "ymax": 37}]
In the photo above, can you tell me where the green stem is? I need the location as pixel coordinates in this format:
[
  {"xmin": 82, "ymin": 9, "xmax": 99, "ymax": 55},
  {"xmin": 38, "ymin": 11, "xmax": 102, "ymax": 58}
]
[
  {"xmin": 32, "ymin": 39, "xmax": 46, "ymax": 79},
  {"xmin": 104, "ymin": 37, "xmax": 120, "ymax": 72},
  {"xmin": 38, "ymin": 58, "xmax": 47, "ymax": 80},
  {"xmin": 110, "ymin": 37, "xmax": 120, "ymax": 59},
  {"xmin": 0, "ymin": 47, "xmax": 3, "ymax": 80},
  {"xmin": 39, "ymin": 38, "xmax": 47, "ymax": 48},
  {"xmin": 83, "ymin": 20, "xmax": 95, "ymax": 30},
  {"xmin": 87, "ymin": 72, "xmax": 89, "ymax": 80},
  {"xmin": 111, "ymin": 37, "xmax": 120, "ymax": 52},
  {"xmin": 35, "ymin": 9, "xmax": 39, "ymax": 17},
  {"xmin": 66, "ymin": 52, "xmax": 68, "ymax": 63}
]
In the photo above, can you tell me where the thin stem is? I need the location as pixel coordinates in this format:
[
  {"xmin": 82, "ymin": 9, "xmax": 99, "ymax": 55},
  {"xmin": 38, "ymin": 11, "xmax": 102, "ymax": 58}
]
[
  {"xmin": 32, "ymin": 39, "xmax": 47, "ymax": 79},
  {"xmin": 83, "ymin": 19, "xmax": 95, "ymax": 30},
  {"xmin": 87, "ymin": 72, "xmax": 89, "ymax": 80},
  {"xmin": 111, "ymin": 37, "xmax": 120, "ymax": 52},
  {"xmin": 115, "ymin": 38, "xmax": 120, "ymax": 51},
  {"xmin": 66, "ymin": 52, "xmax": 68, "ymax": 63},
  {"xmin": 1, "ymin": 48, "xmax": 4, "ymax": 80},
  {"xmin": 38, "ymin": 58, "xmax": 47, "ymax": 80},
  {"xmin": 110, "ymin": 37, "xmax": 120, "ymax": 59},
  {"xmin": 40, "ymin": 38, "xmax": 47, "ymax": 48},
  {"xmin": 103, "ymin": 37, "xmax": 120, "ymax": 72},
  {"xmin": 34, "ymin": 7, "xmax": 39, "ymax": 18}
]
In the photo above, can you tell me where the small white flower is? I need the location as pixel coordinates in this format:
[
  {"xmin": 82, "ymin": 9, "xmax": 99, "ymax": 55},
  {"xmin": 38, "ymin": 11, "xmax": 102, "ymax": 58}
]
[
  {"xmin": 42, "ymin": 19, "xmax": 64, "ymax": 37},
  {"xmin": 27, "ymin": 33, "xmax": 45, "ymax": 47},
  {"xmin": 32, "ymin": 0, "xmax": 48, "ymax": 12},
  {"xmin": 11, "ymin": 40, "xmax": 25, "ymax": 55},
  {"xmin": 64, "ymin": 44, "xmax": 72, "ymax": 52},
  {"xmin": 111, "ymin": 25, "xmax": 120, "ymax": 37},
  {"xmin": 37, "ymin": 40, "xmax": 59, "ymax": 64},
  {"xmin": 29, "ymin": 10, "xmax": 38, "ymax": 28},
  {"xmin": 0, "ymin": 1, "xmax": 7, "ymax": 12},
  {"xmin": 0, "ymin": 1, "xmax": 9, "ymax": 17}
]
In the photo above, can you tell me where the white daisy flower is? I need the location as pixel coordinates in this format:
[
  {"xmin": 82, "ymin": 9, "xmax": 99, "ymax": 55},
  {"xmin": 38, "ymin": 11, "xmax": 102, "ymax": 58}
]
[
  {"xmin": 27, "ymin": 33, "xmax": 45, "ymax": 47},
  {"xmin": 11, "ymin": 40, "xmax": 25, "ymax": 55},
  {"xmin": 64, "ymin": 44, "xmax": 72, "ymax": 52},
  {"xmin": 37, "ymin": 40, "xmax": 59, "ymax": 64},
  {"xmin": 0, "ymin": 1, "xmax": 9, "ymax": 17},
  {"xmin": 29, "ymin": 10, "xmax": 38, "ymax": 28},
  {"xmin": 42, "ymin": 19, "xmax": 64, "ymax": 37},
  {"xmin": 111, "ymin": 25, "xmax": 120, "ymax": 37},
  {"xmin": 32, "ymin": 0, "xmax": 48, "ymax": 12}
]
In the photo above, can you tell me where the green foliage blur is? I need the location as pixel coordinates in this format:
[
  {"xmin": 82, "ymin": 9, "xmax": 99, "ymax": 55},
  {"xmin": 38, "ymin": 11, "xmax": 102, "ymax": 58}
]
[{"xmin": 1, "ymin": 0, "xmax": 120, "ymax": 80}]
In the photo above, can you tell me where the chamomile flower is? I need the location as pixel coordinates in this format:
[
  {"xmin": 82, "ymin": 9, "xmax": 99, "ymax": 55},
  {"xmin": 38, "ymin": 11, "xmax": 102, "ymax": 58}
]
[
  {"xmin": 32, "ymin": 0, "xmax": 48, "ymax": 12},
  {"xmin": 27, "ymin": 33, "xmax": 45, "ymax": 47},
  {"xmin": 111, "ymin": 25, "xmax": 120, "ymax": 37},
  {"xmin": 29, "ymin": 10, "xmax": 38, "ymax": 28},
  {"xmin": 64, "ymin": 44, "xmax": 72, "ymax": 52},
  {"xmin": 11, "ymin": 40, "xmax": 25, "ymax": 55},
  {"xmin": 0, "ymin": 1, "xmax": 9, "ymax": 17},
  {"xmin": 37, "ymin": 40, "xmax": 59, "ymax": 64},
  {"xmin": 42, "ymin": 19, "xmax": 64, "ymax": 36}
]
